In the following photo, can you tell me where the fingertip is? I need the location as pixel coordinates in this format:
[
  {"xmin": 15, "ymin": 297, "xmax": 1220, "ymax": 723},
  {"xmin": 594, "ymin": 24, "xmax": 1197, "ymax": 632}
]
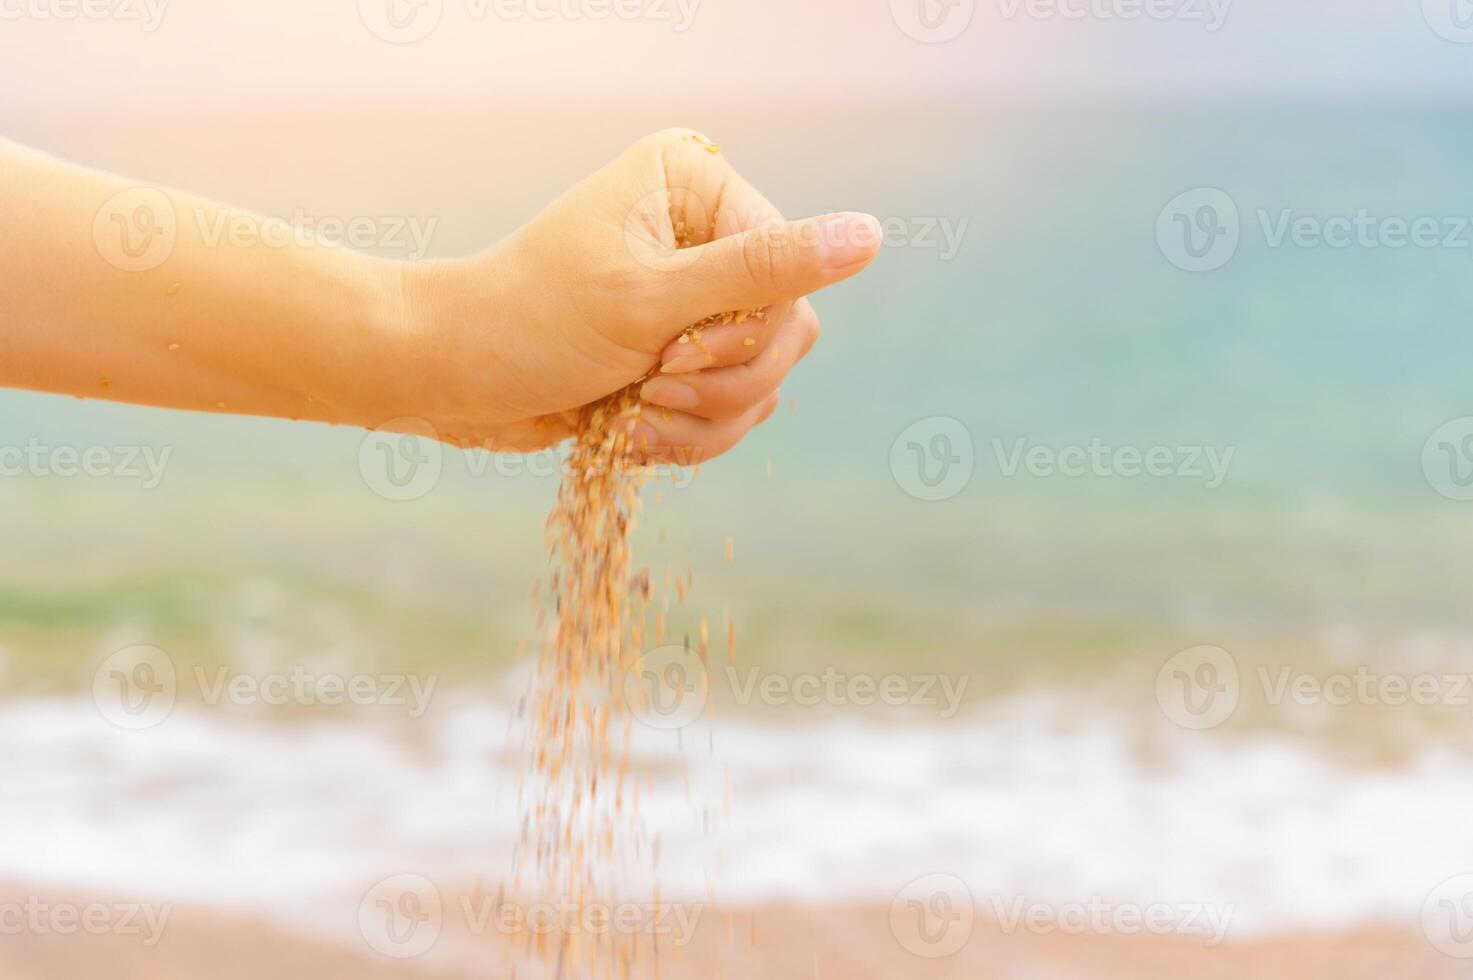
[
  {"xmin": 758, "ymin": 389, "xmax": 782, "ymax": 423},
  {"xmin": 814, "ymin": 212, "xmax": 884, "ymax": 274},
  {"xmin": 641, "ymin": 377, "xmax": 700, "ymax": 411},
  {"xmin": 661, "ymin": 351, "xmax": 712, "ymax": 374}
]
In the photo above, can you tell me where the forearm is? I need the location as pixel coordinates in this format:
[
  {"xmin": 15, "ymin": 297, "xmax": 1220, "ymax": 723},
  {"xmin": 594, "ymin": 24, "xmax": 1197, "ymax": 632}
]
[
  {"xmin": 0, "ymin": 140, "xmax": 410, "ymax": 427},
  {"xmin": 0, "ymin": 129, "xmax": 880, "ymax": 464}
]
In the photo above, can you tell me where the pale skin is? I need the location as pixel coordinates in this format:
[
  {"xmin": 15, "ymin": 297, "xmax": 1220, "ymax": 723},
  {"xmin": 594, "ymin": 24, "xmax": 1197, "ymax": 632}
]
[{"xmin": 0, "ymin": 129, "xmax": 881, "ymax": 464}]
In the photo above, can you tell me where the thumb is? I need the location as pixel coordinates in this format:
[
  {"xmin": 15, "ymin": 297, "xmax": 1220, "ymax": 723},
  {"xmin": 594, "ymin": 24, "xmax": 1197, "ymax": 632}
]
[{"xmin": 660, "ymin": 212, "xmax": 882, "ymax": 323}]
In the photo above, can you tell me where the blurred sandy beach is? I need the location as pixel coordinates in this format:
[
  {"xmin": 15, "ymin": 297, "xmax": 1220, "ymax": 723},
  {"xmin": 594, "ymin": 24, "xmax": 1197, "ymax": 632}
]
[{"xmin": 0, "ymin": 880, "xmax": 1452, "ymax": 980}]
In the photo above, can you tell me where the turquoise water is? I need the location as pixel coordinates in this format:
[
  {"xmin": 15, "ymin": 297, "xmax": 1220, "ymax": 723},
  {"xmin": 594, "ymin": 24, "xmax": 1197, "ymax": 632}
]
[{"xmin": 4, "ymin": 101, "xmax": 1473, "ymax": 649}]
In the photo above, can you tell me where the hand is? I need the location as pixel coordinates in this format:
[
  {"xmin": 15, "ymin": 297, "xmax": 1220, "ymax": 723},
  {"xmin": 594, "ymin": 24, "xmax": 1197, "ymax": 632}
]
[
  {"xmin": 0, "ymin": 133, "xmax": 878, "ymax": 460},
  {"xmin": 394, "ymin": 129, "xmax": 881, "ymax": 463}
]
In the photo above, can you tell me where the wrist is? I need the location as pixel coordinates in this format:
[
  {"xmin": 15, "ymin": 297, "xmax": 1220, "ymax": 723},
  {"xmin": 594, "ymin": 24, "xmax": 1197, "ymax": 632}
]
[
  {"xmin": 305, "ymin": 252, "xmax": 423, "ymax": 431},
  {"xmin": 390, "ymin": 244, "xmax": 529, "ymax": 431}
]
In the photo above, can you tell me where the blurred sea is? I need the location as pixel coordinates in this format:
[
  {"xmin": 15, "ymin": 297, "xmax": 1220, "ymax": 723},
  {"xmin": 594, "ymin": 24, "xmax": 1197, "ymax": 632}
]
[
  {"xmin": 4, "ymin": 99, "xmax": 1472, "ymax": 657},
  {"xmin": 3, "ymin": 99, "xmax": 1473, "ymax": 947}
]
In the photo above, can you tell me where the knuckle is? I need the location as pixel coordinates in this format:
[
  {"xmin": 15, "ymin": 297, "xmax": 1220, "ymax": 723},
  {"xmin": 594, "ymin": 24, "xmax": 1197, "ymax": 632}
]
[
  {"xmin": 649, "ymin": 127, "xmax": 704, "ymax": 146},
  {"xmin": 741, "ymin": 225, "xmax": 797, "ymax": 289},
  {"xmin": 801, "ymin": 315, "xmax": 822, "ymax": 355},
  {"xmin": 755, "ymin": 340, "xmax": 789, "ymax": 379},
  {"xmin": 635, "ymin": 128, "xmax": 692, "ymax": 155},
  {"xmin": 635, "ymin": 129, "xmax": 724, "ymax": 169},
  {"xmin": 594, "ymin": 263, "xmax": 655, "ymax": 312},
  {"xmin": 591, "ymin": 260, "xmax": 644, "ymax": 296},
  {"xmin": 589, "ymin": 269, "xmax": 666, "ymax": 337},
  {"xmin": 702, "ymin": 388, "xmax": 756, "ymax": 422},
  {"xmin": 798, "ymin": 303, "xmax": 822, "ymax": 338}
]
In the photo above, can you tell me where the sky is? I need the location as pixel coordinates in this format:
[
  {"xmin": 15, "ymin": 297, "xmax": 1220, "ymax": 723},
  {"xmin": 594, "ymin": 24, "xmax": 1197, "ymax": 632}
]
[{"xmin": 2, "ymin": 0, "xmax": 1473, "ymax": 115}]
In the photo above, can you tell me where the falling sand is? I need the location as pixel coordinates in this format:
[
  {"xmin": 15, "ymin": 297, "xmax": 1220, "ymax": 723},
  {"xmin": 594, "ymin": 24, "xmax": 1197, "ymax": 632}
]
[{"xmin": 517, "ymin": 180, "xmax": 763, "ymax": 977}]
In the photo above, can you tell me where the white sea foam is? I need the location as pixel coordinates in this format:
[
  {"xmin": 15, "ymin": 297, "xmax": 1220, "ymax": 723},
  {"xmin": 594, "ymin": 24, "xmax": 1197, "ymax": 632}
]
[{"xmin": 0, "ymin": 691, "xmax": 1466, "ymax": 942}]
